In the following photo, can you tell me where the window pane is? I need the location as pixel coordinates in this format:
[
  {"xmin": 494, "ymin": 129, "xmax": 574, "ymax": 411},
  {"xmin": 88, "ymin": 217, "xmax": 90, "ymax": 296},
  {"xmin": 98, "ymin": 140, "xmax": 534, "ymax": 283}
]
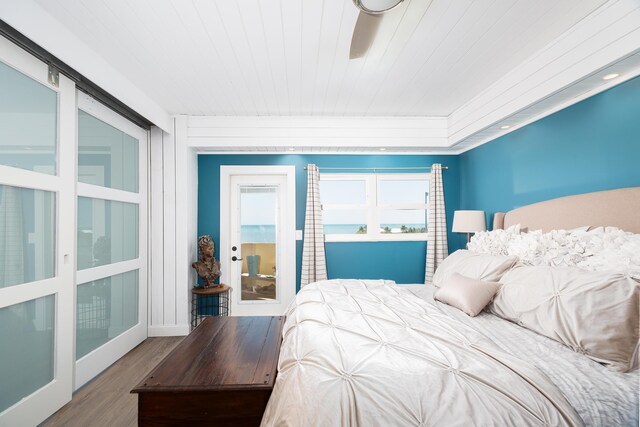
[
  {"xmin": 240, "ymin": 187, "xmax": 276, "ymax": 243},
  {"xmin": 320, "ymin": 180, "xmax": 366, "ymax": 205},
  {"xmin": 78, "ymin": 110, "xmax": 139, "ymax": 193},
  {"xmin": 0, "ymin": 295, "xmax": 55, "ymax": 412},
  {"xmin": 0, "ymin": 61, "xmax": 57, "ymax": 174},
  {"xmin": 0, "ymin": 185, "xmax": 55, "ymax": 288},
  {"xmin": 77, "ymin": 197, "xmax": 138, "ymax": 270},
  {"xmin": 378, "ymin": 179, "xmax": 428, "ymax": 205},
  {"xmin": 240, "ymin": 186, "xmax": 277, "ymax": 302},
  {"xmin": 76, "ymin": 270, "xmax": 139, "ymax": 359},
  {"xmin": 380, "ymin": 210, "xmax": 427, "ymax": 234},
  {"xmin": 323, "ymin": 210, "xmax": 368, "ymax": 234}
]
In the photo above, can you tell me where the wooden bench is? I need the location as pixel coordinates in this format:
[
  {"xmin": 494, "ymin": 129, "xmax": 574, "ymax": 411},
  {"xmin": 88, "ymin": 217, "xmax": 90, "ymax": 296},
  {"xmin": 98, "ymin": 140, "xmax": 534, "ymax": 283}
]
[{"xmin": 132, "ymin": 316, "xmax": 284, "ymax": 426}]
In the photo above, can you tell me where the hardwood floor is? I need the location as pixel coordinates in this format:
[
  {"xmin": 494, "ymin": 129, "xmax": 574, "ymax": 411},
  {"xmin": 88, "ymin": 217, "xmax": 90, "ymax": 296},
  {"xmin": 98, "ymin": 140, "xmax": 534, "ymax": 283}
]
[{"xmin": 42, "ymin": 337, "xmax": 183, "ymax": 427}]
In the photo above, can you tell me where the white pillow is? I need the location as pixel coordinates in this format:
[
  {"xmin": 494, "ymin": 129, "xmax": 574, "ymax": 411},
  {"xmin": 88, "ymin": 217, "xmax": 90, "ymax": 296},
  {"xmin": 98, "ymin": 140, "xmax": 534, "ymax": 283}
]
[
  {"xmin": 467, "ymin": 224, "xmax": 522, "ymax": 256},
  {"xmin": 491, "ymin": 265, "xmax": 640, "ymax": 372},
  {"xmin": 434, "ymin": 273, "xmax": 501, "ymax": 317},
  {"xmin": 432, "ymin": 250, "xmax": 518, "ymax": 287}
]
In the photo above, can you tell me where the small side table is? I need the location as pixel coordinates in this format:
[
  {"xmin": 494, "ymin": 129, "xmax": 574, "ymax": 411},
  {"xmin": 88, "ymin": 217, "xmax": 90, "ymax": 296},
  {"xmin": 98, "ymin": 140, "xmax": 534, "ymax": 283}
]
[{"xmin": 190, "ymin": 285, "xmax": 231, "ymax": 331}]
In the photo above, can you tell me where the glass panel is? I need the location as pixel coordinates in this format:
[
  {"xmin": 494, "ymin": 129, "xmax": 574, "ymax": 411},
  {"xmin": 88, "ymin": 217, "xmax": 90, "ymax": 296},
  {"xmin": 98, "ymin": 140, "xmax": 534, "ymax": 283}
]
[
  {"xmin": 77, "ymin": 197, "xmax": 138, "ymax": 270},
  {"xmin": 240, "ymin": 186, "xmax": 276, "ymax": 302},
  {"xmin": 323, "ymin": 210, "xmax": 368, "ymax": 234},
  {"xmin": 78, "ymin": 110, "xmax": 139, "ymax": 193},
  {"xmin": 76, "ymin": 270, "xmax": 139, "ymax": 359},
  {"xmin": 0, "ymin": 185, "xmax": 55, "ymax": 288},
  {"xmin": 320, "ymin": 180, "xmax": 366, "ymax": 205},
  {"xmin": 0, "ymin": 61, "xmax": 57, "ymax": 174},
  {"xmin": 378, "ymin": 179, "xmax": 428, "ymax": 205},
  {"xmin": 0, "ymin": 295, "xmax": 55, "ymax": 412},
  {"xmin": 380, "ymin": 209, "xmax": 427, "ymax": 234}
]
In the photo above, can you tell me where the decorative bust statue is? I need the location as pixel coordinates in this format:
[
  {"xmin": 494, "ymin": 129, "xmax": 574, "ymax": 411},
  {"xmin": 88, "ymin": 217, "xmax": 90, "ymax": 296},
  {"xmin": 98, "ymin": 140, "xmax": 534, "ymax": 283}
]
[{"xmin": 192, "ymin": 235, "xmax": 222, "ymax": 288}]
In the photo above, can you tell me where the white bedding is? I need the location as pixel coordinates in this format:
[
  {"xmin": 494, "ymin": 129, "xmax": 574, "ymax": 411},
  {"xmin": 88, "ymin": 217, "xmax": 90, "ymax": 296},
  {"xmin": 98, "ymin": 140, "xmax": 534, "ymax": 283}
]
[
  {"xmin": 408, "ymin": 285, "xmax": 639, "ymax": 427},
  {"xmin": 467, "ymin": 226, "xmax": 640, "ymax": 279},
  {"xmin": 262, "ymin": 279, "xmax": 590, "ymax": 427}
]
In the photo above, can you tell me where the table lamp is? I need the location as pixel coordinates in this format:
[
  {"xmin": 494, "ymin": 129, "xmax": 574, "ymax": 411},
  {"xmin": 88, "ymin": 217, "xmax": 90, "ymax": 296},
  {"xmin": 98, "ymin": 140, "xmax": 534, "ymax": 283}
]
[{"xmin": 452, "ymin": 210, "xmax": 487, "ymax": 243}]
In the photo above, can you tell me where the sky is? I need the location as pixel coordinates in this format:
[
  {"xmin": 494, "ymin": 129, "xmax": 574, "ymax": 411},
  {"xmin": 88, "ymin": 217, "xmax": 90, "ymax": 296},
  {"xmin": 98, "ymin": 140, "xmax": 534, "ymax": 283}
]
[{"xmin": 239, "ymin": 178, "xmax": 428, "ymax": 226}]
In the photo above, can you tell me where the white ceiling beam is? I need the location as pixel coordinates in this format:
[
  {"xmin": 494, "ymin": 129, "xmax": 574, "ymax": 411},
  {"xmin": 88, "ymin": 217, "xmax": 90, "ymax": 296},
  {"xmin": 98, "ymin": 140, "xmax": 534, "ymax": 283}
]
[
  {"xmin": 0, "ymin": 0, "xmax": 173, "ymax": 132},
  {"xmin": 187, "ymin": 116, "xmax": 448, "ymax": 149}
]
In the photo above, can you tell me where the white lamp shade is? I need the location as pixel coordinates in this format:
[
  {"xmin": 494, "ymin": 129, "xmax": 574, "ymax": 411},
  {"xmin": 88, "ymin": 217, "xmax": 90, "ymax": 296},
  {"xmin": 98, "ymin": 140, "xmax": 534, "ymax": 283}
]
[{"xmin": 452, "ymin": 210, "xmax": 487, "ymax": 233}]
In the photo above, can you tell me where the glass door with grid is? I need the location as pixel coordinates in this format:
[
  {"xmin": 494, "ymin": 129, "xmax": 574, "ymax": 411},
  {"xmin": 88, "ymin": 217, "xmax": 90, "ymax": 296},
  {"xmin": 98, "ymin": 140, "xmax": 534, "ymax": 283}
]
[
  {"xmin": 0, "ymin": 40, "xmax": 75, "ymax": 426},
  {"xmin": 74, "ymin": 93, "xmax": 148, "ymax": 389}
]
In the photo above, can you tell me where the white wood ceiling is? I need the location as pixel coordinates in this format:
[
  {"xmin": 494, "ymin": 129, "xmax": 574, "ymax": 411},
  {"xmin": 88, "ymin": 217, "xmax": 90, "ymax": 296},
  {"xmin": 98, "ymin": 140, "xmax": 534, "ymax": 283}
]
[{"xmin": 35, "ymin": 0, "xmax": 610, "ymax": 117}]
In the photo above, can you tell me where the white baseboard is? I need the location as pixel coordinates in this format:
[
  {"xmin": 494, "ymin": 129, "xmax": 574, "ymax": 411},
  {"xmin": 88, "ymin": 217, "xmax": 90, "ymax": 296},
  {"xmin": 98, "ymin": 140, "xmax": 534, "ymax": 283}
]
[{"xmin": 148, "ymin": 324, "xmax": 190, "ymax": 337}]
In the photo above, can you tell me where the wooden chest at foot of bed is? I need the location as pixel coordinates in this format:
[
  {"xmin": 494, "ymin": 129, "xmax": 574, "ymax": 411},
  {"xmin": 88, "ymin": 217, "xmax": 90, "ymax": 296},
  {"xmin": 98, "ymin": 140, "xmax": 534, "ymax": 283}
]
[{"xmin": 131, "ymin": 316, "xmax": 284, "ymax": 426}]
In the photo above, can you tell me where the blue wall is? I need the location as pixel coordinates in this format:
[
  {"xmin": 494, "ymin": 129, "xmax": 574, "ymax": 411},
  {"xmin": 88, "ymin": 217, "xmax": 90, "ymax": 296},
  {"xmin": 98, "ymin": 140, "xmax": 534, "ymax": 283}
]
[
  {"xmin": 198, "ymin": 155, "xmax": 462, "ymax": 290},
  {"xmin": 460, "ymin": 76, "xmax": 640, "ymax": 228}
]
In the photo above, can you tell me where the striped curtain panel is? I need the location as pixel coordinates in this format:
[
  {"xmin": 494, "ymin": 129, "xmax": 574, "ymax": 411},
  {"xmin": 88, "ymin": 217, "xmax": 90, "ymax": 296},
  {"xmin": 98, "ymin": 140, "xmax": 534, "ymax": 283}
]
[
  {"xmin": 301, "ymin": 164, "xmax": 327, "ymax": 287},
  {"xmin": 425, "ymin": 163, "xmax": 448, "ymax": 283}
]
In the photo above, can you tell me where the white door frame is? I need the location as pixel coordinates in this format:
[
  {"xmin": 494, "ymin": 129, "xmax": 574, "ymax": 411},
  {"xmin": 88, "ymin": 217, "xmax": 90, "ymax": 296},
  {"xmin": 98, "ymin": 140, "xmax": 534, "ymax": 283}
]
[
  {"xmin": 74, "ymin": 92, "xmax": 148, "ymax": 389},
  {"xmin": 220, "ymin": 166, "xmax": 296, "ymax": 316},
  {"xmin": 0, "ymin": 36, "xmax": 75, "ymax": 426}
]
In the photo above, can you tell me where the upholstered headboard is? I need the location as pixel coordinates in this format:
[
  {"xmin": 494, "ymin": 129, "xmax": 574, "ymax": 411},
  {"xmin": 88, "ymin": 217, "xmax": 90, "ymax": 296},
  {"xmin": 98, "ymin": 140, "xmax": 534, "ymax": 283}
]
[{"xmin": 493, "ymin": 187, "xmax": 640, "ymax": 233}]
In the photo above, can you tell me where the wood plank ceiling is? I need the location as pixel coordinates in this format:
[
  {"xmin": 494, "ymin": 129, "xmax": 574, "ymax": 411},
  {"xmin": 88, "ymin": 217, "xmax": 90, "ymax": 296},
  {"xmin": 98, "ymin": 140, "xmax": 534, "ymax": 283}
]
[{"xmin": 36, "ymin": 0, "xmax": 609, "ymax": 117}]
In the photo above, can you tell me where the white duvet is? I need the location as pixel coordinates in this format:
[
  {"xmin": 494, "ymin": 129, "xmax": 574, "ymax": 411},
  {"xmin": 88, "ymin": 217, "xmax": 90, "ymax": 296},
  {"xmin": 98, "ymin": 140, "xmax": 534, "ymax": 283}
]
[{"xmin": 262, "ymin": 279, "xmax": 584, "ymax": 427}]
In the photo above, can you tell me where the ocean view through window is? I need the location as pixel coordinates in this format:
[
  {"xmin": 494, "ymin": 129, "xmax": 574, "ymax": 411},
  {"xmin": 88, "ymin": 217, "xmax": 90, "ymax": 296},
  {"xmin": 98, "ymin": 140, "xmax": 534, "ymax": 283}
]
[{"xmin": 319, "ymin": 173, "xmax": 429, "ymax": 242}]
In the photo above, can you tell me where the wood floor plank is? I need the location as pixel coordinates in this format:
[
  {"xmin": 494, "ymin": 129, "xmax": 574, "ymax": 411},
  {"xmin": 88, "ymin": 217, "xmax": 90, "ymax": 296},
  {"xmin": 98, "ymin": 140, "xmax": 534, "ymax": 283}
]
[{"xmin": 42, "ymin": 337, "xmax": 184, "ymax": 427}]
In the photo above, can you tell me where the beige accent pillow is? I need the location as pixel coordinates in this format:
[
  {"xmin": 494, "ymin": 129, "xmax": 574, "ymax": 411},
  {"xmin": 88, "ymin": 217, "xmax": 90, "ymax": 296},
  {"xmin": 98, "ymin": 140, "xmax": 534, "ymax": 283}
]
[
  {"xmin": 432, "ymin": 250, "xmax": 518, "ymax": 287},
  {"xmin": 491, "ymin": 265, "xmax": 640, "ymax": 372},
  {"xmin": 434, "ymin": 273, "xmax": 501, "ymax": 317}
]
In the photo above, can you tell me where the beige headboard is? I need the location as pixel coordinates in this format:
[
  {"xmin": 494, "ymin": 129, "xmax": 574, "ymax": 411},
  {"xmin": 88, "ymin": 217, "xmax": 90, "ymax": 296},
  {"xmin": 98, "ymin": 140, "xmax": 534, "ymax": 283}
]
[{"xmin": 493, "ymin": 187, "xmax": 640, "ymax": 233}]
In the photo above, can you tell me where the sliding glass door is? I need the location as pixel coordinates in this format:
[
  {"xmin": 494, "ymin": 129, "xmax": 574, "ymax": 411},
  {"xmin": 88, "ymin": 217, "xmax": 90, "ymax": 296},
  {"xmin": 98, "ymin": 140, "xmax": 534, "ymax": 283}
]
[
  {"xmin": 0, "ymin": 35, "xmax": 149, "ymax": 424},
  {"xmin": 0, "ymin": 39, "xmax": 75, "ymax": 425},
  {"xmin": 74, "ymin": 93, "xmax": 148, "ymax": 389}
]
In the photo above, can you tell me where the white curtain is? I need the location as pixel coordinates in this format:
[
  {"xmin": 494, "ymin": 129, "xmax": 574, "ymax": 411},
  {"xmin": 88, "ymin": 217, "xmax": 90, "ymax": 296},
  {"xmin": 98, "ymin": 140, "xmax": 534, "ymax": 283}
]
[
  {"xmin": 425, "ymin": 163, "xmax": 448, "ymax": 283},
  {"xmin": 301, "ymin": 164, "xmax": 327, "ymax": 287},
  {"xmin": 0, "ymin": 186, "xmax": 25, "ymax": 287}
]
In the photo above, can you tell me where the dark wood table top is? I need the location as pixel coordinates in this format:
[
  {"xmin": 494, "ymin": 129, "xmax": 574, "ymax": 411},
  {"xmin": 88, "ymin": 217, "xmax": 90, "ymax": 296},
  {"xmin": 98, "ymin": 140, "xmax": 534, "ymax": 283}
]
[
  {"xmin": 132, "ymin": 316, "xmax": 284, "ymax": 393},
  {"xmin": 191, "ymin": 284, "xmax": 230, "ymax": 295}
]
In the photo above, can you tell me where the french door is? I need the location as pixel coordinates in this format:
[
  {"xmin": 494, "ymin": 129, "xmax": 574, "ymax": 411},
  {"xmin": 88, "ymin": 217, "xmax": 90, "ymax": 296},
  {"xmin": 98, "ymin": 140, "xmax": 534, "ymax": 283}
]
[
  {"xmin": 220, "ymin": 166, "xmax": 296, "ymax": 316},
  {"xmin": 74, "ymin": 93, "xmax": 148, "ymax": 389}
]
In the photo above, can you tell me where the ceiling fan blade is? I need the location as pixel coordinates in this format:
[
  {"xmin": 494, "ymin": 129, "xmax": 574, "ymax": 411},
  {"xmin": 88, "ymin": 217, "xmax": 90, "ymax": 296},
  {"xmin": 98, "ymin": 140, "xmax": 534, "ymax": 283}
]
[{"xmin": 349, "ymin": 11, "xmax": 383, "ymax": 60}]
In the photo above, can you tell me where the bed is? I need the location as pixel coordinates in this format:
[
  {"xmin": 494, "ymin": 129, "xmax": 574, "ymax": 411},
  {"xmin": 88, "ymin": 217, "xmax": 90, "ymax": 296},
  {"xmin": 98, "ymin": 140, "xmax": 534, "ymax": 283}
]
[{"xmin": 261, "ymin": 187, "xmax": 640, "ymax": 427}]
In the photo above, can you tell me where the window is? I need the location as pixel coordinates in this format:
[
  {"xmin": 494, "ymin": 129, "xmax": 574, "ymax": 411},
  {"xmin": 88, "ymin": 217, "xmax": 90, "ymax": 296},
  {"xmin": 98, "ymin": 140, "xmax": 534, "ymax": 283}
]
[{"xmin": 320, "ymin": 173, "xmax": 429, "ymax": 241}]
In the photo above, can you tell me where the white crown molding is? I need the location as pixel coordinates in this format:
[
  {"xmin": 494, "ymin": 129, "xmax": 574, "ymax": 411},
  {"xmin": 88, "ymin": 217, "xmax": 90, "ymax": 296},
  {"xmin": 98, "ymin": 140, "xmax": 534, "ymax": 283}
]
[
  {"xmin": 447, "ymin": 0, "xmax": 640, "ymax": 149},
  {"xmin": 0, "ymin": 0, "xmax": 173, "ymax": 132},
  {"xmin": 453, "ymin": 63, "xmax": 640, "ymax": 154}
]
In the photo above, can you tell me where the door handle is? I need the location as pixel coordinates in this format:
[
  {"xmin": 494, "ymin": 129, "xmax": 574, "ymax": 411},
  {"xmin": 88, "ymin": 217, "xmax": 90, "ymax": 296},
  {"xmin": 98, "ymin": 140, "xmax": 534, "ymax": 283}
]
[{"xmin": 231, "ymin": 256, "xmax": 243, "ymax": 261}]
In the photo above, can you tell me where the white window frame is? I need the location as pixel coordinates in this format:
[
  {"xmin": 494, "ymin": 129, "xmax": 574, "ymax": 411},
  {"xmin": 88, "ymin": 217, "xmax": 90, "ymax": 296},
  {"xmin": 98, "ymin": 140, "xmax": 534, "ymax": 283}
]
[{"xmin": 321, "ymin": 173, "xmax": 429, "ymax": 242}]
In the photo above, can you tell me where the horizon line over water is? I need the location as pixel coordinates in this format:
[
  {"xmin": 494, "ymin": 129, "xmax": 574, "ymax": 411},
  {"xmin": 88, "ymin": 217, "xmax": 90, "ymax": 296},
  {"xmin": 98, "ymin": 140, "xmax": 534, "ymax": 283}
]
[{"xmin": 241, "ymin": 224, "xmax": 425, "ymax": 242}]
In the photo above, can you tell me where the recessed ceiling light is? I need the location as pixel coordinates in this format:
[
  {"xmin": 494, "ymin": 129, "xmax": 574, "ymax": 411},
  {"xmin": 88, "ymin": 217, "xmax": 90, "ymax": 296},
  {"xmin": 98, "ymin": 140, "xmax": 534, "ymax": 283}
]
[
  {"xmin": 288, "ymin": 147, "xmax": 295, "ymax": 151},
  {"xmin": 602, "ymin": 73, "xmax": 620, "ymax": 81},
  {"xmin": 379, "ymin": 147, "xmax": 387, "ymax": 151},
  {"xmin": 500, "ymin": 125, "xmax": 510, "ymax": 130}
]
